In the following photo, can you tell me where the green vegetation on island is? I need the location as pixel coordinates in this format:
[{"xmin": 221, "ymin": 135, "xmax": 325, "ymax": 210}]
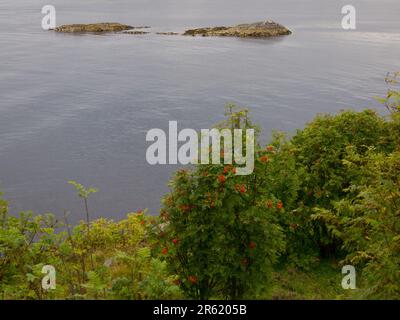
[
  {"xmin": 183, "ymin": 21, "xmax": 292, "ymax": 38},
  {"xmin": 55, "ymin": 23, "xmax": 137, "ymax": 33}
]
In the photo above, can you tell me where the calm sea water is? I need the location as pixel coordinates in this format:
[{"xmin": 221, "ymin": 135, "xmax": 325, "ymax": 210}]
[{"xmin": 0, "ymin": 0, "xmax": 399, "ymax": 222}]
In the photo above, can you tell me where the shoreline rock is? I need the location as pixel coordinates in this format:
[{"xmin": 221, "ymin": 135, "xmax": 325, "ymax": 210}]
[
  {"xmin": 55, "ymin": 23, "xmax": 135, "ymax": 33},
  {"xmin": 183, "ymin": 21, "xmax": 291, "ymax": 38},
  {"xmin": 123, "ymin": 30, "xmax": 150, "ymax": 35},
  {"xmin": 156, "ymin": 32, "xmax": 180, "ymax": 36}
]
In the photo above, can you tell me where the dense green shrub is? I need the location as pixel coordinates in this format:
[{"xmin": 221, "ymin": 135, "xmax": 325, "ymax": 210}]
[
  {"xmin": 309, "ymin": 76, "xmax": 400, "ymax": 298},
  {"xmin": 289, "ymin": 110, "xmax": 395, "ymax": 256},
  {"xmin": 157, "ymin": 107, "xmax": 300, "ymax": 299},
  {"xmin": 312, "ymin": 150, "xmax": 400, "ymax": 298}
]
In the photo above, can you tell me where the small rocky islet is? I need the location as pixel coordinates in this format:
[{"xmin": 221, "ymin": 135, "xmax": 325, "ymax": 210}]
[
  {"xmin": 54, "ymin": 23, "xmax": 134, "ymax": 33},
  {"xmin": 156, "ymin": 32, "xmax": 180, "ymax": 36},
  {"xmin": 123, "ymin": 30, "xmax": 150, "ymax": 35},
  {"xmin": 183, "ymin": 21, "xmax": 292, "ymax": 38},
  {"xmin": 54, "ymin": 21, "xmax": 291, "ymax": 38}
]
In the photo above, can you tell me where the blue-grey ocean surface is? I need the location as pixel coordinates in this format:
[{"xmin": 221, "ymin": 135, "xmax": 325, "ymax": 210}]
[{"xmin": 0, "ymin": 0, "xmax": 399, "ymax": 222}]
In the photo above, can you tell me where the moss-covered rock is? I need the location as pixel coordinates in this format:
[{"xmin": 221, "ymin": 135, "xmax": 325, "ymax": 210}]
[
  {"xmin": 183, "ymin": 21, "xmax": 291, "ymax": 38},
  {"xmin": 55, "ymin": 23, "xmax": 134, "ymax": 33}
]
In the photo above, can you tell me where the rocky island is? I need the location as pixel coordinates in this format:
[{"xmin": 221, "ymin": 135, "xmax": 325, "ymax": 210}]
[
  {"xmin": 123, "ymin": 30, "xmax": 150, "ymax": 35},
  {"xmin": 54, "ymin": 23, "xmax": 136, "ymax": 33},
  {"xmin": 53, "ymin": 21, "xmax": 291, "ymax": 38},
  {"xmin": 183, "ymin": 21, "xmax": 291, "ymax": 38},
  {"xmin": 156, "ymin": 32, "xmax": 180, "ymax": 36}
]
